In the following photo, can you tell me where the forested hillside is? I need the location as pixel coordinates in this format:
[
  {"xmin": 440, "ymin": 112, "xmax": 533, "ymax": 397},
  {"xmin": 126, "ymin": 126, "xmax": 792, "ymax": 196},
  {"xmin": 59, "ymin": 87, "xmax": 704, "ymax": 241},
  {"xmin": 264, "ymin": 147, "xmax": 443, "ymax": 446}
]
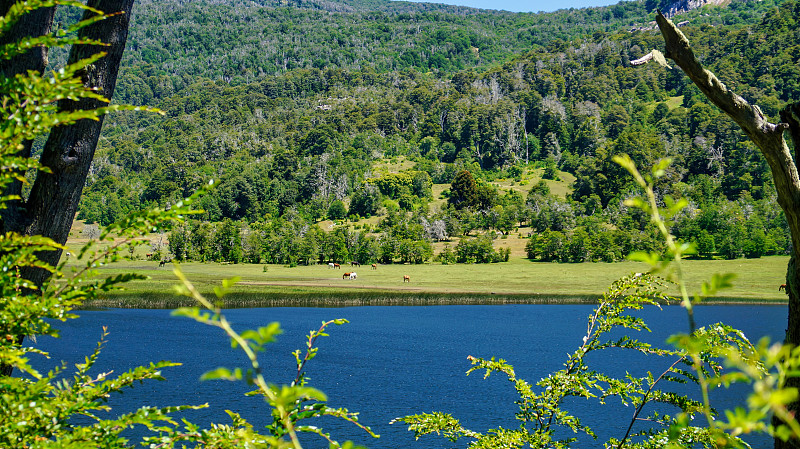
[
  {"xmin": 76, "ymin": 0, "xmax": 799, "ymax": 265},
  {"xmin": 107, "ymin": 0, "xmax": 781, "ymax": 94}
]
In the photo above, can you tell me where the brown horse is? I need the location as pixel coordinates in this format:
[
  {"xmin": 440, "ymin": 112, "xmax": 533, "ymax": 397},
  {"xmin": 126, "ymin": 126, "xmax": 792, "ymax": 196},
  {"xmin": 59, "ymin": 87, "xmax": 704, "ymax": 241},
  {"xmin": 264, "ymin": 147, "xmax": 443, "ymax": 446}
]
[
  {"xmin": 333, "ymin": 263, "xmax": 341, "ymax": 269},
  {"xmin": 371, "ymin": 264, "xmax": 377, "ymax": 270},
  {"xmin": 343, "ymin": 272, "xmax": 351, "ymax": 279},
  {"xmin": 780, "ymin": 284, "xmax": 788, "ymax": 292},
  {"xmin": 403, "ymin": 275, "xmax": 410, "ymax": 283}
]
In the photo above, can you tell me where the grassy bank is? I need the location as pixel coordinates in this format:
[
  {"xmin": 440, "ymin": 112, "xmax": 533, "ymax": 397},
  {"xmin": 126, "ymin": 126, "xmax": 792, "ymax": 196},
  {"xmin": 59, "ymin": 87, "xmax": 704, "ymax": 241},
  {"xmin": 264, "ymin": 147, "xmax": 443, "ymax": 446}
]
[{"xmin": 85, "ymin": 255, "xmax": 791, "ymax": 308}]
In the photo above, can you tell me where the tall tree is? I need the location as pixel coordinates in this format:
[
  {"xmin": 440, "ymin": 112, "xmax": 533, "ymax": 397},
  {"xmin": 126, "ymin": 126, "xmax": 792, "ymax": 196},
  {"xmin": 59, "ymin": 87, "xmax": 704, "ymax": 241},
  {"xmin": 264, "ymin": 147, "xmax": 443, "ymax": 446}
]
[
  {"xmin": 0, "ymin": 0, "xmax": 136, "ymax": 376},
  {"xmin": 0, "ymin": 1, "xmax": 56, "ymax": 219},
  {"xmin": 449, "ymin": 170, "xmax": 477, "ymax": 209},
  {"xmin": 1, "ymin": 0, "xmax": 134, "ymax": 279},
  {"xmin": 653, "ymin": 12, "xmax": 800, "ymax": 448}
]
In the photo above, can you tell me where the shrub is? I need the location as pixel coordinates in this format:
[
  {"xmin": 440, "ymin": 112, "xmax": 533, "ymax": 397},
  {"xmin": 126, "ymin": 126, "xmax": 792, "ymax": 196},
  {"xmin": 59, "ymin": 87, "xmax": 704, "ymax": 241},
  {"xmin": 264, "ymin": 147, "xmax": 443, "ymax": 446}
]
[
  {"xmin": 455, "ymin": 234, "xmax": 504, "ymax": 263},
  {"xmin": 328, "ymin": 200, "xmax": 347, "ymax": 220}
]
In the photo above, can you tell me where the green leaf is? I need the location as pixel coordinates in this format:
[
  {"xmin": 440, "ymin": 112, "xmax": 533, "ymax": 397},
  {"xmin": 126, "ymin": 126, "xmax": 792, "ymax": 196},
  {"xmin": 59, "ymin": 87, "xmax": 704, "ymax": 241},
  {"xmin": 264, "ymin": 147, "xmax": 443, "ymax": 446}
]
[
  {"xmin": 768, "ymin": 388, "xmax": 798, "ymax": 407},
  {"xmin": 171, "ymin": 306, "xmax": 200, "ymax": 318},
  {"xmin": 200, "ymin": 367, "xmax": 243, "ymax": 381},
  {"xmin": 214, "ymin": 276, "xmax": 241, "ymax": 298},
  {"xmin": 627, "ymin": 251, "xmax": 661, "ymax": 266},
  {"xmin": 652, "ymin": 157, "xmax": 673, "ymax": 178}
]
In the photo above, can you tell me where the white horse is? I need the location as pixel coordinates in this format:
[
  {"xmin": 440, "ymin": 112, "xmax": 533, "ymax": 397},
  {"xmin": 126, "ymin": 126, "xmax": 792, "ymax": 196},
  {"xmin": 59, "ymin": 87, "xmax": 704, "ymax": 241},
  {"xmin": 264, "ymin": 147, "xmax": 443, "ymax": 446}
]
[
  {"xmin": 349, "ymin": 272, "xmax": 357, "ymax": 280},
  {"xmin": 328, "ymin": 262, "xmax": 335, "ymax": 269}
]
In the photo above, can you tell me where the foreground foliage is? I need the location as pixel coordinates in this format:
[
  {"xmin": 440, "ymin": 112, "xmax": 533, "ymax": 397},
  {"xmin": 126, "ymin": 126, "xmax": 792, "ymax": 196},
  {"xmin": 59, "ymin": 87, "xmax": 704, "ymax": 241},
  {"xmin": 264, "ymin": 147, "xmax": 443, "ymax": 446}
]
[
  {"xmin": 5, "ymin": 1, "xmax": 800, "ymax": 449},
  {"xmin": 1, "ymin": 2, "xmax": 375, "ymax": 447},
  {"xmin": 394, "ymin": 158, "xmax": 800, "ymax": 448}
]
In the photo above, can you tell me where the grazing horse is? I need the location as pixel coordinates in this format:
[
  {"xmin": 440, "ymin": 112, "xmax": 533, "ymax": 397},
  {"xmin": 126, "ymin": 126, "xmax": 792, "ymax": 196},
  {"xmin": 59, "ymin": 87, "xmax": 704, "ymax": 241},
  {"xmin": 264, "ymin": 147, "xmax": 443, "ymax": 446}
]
[
  {"xmin": 403, "ymin": 275, "xmax": 410, "ymax": 283},
  {"xmin": 371, "ymin": 264, "xmax": 377, "ymax": 270},
  {"xmin": 343, "ymin": 272, "xmax": 351, "ymax": 279},
  {"xmin": 328, "ymin": 262, "xmax": 335, "ymax": 269},
  {"xmin": 351, "ymin": 261, "xmax": 360, "ymax": 267},
  {"xmin": 350, "ymin": 272, "xmax": 357, "ymax": 280},
  {"xmin": 159, "ymin": 260, "xmax": 166, "ymax": 268},
  {"xmin": 334, "ymin": 263, "xmax": 341, "ymax": 269},
  {"xmin": 780, "ymin": 284, "xmax": 788, "ymax": 292}
]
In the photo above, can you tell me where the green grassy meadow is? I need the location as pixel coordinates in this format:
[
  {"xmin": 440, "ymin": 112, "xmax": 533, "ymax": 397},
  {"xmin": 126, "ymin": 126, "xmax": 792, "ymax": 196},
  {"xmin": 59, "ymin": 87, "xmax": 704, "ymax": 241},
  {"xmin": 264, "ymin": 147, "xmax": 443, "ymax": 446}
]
[{"xmin": 85, "ymin": 255, "xmax": 790, "ymax": 308}]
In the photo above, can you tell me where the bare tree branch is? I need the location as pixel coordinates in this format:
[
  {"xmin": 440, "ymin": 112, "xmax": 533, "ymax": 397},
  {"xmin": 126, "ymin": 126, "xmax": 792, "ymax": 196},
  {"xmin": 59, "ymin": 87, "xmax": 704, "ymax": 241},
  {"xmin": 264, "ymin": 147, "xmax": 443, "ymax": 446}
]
[
  {"xmin": 655, "ymin": 11, "xmax": 800, "ymax": 258},
  {"xmin": 655, "ymin": 11, "xmax": 800, "ymax": 448}
]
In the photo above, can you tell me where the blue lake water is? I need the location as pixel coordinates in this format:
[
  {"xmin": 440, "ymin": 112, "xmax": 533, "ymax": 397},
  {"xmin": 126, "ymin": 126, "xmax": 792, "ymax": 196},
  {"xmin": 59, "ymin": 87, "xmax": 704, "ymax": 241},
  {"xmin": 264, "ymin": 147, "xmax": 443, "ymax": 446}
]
[{"xmin": 33, "ymin": 304, "xmax": 786, "ymax": 448}]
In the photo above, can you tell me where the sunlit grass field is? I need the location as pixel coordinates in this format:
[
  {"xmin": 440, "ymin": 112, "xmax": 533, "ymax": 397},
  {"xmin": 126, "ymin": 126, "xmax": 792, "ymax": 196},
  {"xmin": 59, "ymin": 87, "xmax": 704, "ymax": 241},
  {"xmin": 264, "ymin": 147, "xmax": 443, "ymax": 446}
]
[{"xmin": 85, "ymin": 255, "xmax": 790, "ymax": 308}]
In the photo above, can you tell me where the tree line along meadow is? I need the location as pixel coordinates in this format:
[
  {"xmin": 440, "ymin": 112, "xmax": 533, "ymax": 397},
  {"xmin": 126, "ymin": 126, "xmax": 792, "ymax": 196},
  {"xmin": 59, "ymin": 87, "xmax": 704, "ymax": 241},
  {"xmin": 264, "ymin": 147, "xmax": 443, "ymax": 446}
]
[{"xmin": 142, "ymin": 169, "xmax": 786, "ymax": 266}]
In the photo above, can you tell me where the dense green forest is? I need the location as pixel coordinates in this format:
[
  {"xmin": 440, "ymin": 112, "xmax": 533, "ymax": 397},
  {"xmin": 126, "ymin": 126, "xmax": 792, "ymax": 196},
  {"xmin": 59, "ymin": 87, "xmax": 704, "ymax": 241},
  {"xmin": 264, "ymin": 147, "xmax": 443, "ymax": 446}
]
[{"xmin": 72, "ymin": 0, "xmax": 800, "ymax": 265}]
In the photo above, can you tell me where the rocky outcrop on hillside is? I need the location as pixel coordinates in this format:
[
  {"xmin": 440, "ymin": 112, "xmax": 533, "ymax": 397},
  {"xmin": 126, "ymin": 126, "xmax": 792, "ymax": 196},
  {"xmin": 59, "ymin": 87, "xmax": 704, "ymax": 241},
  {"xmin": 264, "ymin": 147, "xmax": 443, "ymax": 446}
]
[{"xmin": 663, "ymin": 0, "xmax": 729, "ymax": 16}]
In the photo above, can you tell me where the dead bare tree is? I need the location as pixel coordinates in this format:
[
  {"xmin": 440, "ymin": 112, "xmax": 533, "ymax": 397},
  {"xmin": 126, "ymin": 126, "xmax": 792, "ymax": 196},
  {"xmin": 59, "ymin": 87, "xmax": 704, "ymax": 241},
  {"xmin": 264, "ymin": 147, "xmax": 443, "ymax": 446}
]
[{"xmin": 652, "ymin": 12, "xmax": 800, "ymax": 448}]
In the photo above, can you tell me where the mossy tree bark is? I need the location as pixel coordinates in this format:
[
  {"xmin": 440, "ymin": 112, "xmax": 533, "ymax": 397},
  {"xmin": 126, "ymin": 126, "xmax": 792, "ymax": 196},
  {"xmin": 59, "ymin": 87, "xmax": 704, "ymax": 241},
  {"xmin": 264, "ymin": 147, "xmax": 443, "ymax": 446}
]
[
  {"xmin": 0, "ymin": 0, "xmax": 135, "ymax": 376},
  {"xmin": 654, "ymin": 11, "xmax": 800, "ymax": 449}
]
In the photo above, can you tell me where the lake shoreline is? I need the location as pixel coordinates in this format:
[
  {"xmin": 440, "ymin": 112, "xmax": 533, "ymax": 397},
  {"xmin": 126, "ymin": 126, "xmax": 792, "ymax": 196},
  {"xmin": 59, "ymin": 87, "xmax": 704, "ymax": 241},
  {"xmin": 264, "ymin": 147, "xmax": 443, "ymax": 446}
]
[
  {"xmin": 84, "ymin": 291, "xmax": 788, "ymax": 309},
  {"xmin": 86, "ymin": 257, "xmax": 792, "ymax": 306}
]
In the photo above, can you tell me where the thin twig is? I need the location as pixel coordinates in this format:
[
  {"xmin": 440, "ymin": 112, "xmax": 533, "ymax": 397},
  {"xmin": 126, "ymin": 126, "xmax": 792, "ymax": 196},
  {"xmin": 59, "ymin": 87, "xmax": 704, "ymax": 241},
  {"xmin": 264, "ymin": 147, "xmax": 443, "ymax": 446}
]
[{"xmin": 618, "ymin": 356, "xmax": 685, "ymax": 449}]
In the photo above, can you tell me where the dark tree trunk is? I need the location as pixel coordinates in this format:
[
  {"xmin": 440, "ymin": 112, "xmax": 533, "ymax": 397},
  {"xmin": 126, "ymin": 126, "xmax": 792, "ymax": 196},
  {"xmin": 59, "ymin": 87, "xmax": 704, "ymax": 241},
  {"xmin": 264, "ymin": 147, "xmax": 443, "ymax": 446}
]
[
  {"xmin": 778, "ymin": 104, "xmax": 800, "ymax": 449},
  {"xmin": 2, "ymin": 0, "xmax": 134, "ymax": 281},
  {"xmin": 0, "ymin": 0, "xmax": 135, "ymax": 377},
  {"xmin": 25, "ymin": 0, "xmax": 134, "ymax": 275},
  {"xmin": 653, "ymin": 12, "xmax": 800, "ymax": 449},
  {"xmin": 0, "ymin": 1, "xmax": 56, "ymax": 225},
  {"xmin": 0, "ymin": 2, "xmax": 55, "ymax": 77}
]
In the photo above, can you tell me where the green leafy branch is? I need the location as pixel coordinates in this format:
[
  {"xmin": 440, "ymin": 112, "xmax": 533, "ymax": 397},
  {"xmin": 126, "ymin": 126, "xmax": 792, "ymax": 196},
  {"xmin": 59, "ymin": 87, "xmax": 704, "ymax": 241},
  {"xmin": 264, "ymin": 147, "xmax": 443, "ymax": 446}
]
[
  {"xmin": 613, "ymin": 155, "xmax": 800, "ymax": 447},
  {"xmin": 1, "ymin": 0, "xmax": 163, "ymax": 201},
  {"xmin": 1, "ymin": 0, "xmax": 172, "ymax": 373},
  {"xmin": 394, "ymin": 273, "xmax": 721, "ymax": 448},
  {"xmin": 172, "ymin": 269, "xmax": 376, "ymax": 449},
  {"xmin": 0, "ymin": 323, "xmax": 206, "ymax": 449},
  {"xmin": 0, "ymin": 180, "xmax": 210, "ymax": 377},
  {"xmin": 2, "ymin": 2, "xmax": 370, "ymax": 448},
  {"xmin": 1, "ymin": 53, "xmax": 163, "ymax": 154},
  {"xmin": 0, "ymin": 184, "xmax": 226, "ymax": 446},
  {"xmin": 0, "ymin": 0, "xmax": 102, "ymax": 34}
]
